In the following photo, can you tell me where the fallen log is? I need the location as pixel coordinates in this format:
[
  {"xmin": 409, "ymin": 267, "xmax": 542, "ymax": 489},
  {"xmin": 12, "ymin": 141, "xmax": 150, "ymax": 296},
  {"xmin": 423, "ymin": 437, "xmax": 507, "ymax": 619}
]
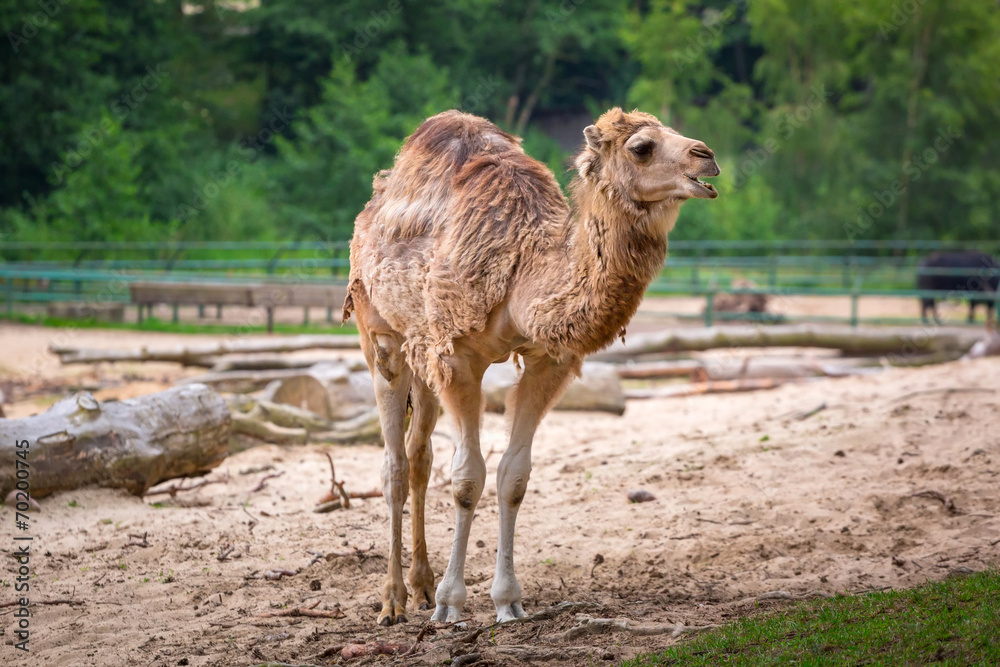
[
  {"xmin": 261, "ymin": 362, "xmax": 375, "ymax": 420},
  {"xmin": 483, "ymin": 362, "xmax": 626, "ymax": 415},
  {"xmin": 209, "ymin": 355, "xmax": 367, "ymax": 372},
  {"xmin": 0, "ymin": 384, "xmax": 230, "ymax": 498},
  {"xmin": 50, "ymin": 334, "xmax": 361, "ymax": 365},
  {"xmin": 592, "ymin": 324, "xmax": 981, "ymax": 362}
]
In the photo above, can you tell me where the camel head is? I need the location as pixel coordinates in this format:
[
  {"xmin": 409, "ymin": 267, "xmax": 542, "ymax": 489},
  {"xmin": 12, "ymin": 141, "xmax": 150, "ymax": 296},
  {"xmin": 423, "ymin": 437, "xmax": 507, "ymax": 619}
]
[{"xmin": 575, "ymin": 108, "xmax": 720, "ymax": 204}]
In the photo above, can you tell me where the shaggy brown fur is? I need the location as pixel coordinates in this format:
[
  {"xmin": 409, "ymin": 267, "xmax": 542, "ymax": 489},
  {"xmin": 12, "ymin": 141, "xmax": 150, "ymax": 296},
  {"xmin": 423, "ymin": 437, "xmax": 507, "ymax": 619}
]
[{"xmin": 344, "ymin": 107, "xmax": 719, "ymax": 626}]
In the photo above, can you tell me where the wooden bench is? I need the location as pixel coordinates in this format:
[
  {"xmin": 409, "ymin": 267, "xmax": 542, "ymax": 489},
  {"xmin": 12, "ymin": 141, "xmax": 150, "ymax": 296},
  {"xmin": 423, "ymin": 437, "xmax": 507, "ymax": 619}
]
[{"xmin": 129, "ymin": 282, "xmax": 348, "ymax": 331}]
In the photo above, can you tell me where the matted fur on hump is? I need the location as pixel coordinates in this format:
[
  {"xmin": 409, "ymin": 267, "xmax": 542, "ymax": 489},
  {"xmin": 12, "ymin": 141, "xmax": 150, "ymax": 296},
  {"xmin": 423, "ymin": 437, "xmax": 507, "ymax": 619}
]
[{"xmin": 346, "ymin": 110, "xmax": 570, "ymax": 389}]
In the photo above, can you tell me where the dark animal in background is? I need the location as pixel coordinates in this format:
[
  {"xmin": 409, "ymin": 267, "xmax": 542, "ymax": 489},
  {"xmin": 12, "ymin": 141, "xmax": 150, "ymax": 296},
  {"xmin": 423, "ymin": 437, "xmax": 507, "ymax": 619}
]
[{"xmin": 917, "ymin": 251, "xmax": 999, "ymax": 324}]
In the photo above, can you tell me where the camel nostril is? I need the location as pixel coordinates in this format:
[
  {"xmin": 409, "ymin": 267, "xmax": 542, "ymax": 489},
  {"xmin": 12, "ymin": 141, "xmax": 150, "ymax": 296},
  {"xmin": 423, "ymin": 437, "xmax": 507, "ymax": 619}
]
[{"xmin": 690, "ymin": 145, "xmax": 714, "ymax": 159}]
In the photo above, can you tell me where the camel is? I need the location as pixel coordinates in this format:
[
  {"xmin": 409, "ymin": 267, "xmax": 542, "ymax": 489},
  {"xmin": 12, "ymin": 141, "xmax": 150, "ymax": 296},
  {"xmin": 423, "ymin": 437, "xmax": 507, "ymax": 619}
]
[{"xmin": 343, "ymin": 107, "xmax": 719, "ymax": 626}]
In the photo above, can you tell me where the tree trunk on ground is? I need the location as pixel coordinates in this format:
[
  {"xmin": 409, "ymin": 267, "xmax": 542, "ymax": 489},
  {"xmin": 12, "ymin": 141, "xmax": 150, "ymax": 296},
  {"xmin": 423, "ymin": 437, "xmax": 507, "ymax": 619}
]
[
  {"xmin": 0, "ymin": 384, "xmax": 230, "ymax": 498},
  {"xmin": 483, "ymin": 362, "xmax": 626, "ymax": 415},
  {"xmin": 591, "ymin": 325, "xmax": 981, "ymax": 362},
  {"xmin": 50, "ymin": 335, "xmax": 361, "ymax": 365},
  {"xmin": 208, "ymin": 356, "xmax": 366, "ymax": 372},
  {"xmin": 614, "ymin": 355, "xmax": 955, "ymax": 382}
]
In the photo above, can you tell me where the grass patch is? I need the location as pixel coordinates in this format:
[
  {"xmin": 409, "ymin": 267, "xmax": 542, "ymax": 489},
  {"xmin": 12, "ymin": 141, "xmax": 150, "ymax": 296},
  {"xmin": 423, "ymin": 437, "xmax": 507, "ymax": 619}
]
[
  {"xmin": 0, "ymin": 312, "xmax": 357, "ymax": 336},
  {"xmin": 623, "ymin": 570, "xmax": 1000, "ymax": 666}
]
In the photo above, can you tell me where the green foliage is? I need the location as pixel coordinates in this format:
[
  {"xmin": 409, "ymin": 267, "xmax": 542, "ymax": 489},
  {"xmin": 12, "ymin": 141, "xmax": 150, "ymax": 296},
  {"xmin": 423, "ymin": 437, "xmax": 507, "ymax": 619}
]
[
  {"xmin": 622, "ymin": 569, "xmax": 1000, "ymax": 666},
  {"xmin": 3, "ymin": 1, "xmax": 999, "ymax": 245},
  {"xmin": 273, "ymin": 45, "xmax": 458, "ymax": 239}
]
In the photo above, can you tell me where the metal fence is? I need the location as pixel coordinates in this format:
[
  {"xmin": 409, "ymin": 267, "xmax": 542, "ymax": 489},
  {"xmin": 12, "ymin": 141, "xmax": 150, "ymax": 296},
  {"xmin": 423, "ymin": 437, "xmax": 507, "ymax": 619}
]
[{"xmin": 2, "ymin": 240, "xmax": 998, "ymax": 327}]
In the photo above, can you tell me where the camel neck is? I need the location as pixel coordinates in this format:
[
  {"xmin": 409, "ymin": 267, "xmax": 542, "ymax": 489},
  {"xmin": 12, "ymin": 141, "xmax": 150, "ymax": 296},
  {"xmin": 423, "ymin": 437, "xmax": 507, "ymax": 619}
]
[{"xmin": 532, "ymin": 190, "xmax": 675, "ymax": 356}]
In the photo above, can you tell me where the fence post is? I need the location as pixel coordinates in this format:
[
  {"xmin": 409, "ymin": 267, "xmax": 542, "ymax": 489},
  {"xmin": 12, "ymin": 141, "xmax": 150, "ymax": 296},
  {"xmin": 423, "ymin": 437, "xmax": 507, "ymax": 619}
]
[
  {"xmin": 850, "ymin": 276, "xmax": 862, "ymax": 328},
  {"xmin": 704, "ymin": 291, "xmax": 715, "ymax": 327},
  {"xmin": 5, "ymin": 277, "xmax": 11, "ymax": 317}
]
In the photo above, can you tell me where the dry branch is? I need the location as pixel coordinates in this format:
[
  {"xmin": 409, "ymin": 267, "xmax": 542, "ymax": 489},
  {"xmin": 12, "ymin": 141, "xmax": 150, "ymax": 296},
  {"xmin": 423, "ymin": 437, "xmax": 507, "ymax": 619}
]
[
  {"xmin": 51, "ymin": 335, "xmax": 360, "ymax": 365},
  {"xmin": 257, "ymin": 607, "xmax": 345, "ymax": 619},
  {"xmin": 144, "ymin": 471, "xmax": 230, "ymax": 498},
  {"xmin": 0, "ymin": 385, "xmax": 230, "ymax": 498},
  {"xmin": 591, "ymin": 324, "xmax": 981, "ymax": 362},
  {"xmin": 554, "ymin": 615, "xmax": 719, "ymax": 641}
]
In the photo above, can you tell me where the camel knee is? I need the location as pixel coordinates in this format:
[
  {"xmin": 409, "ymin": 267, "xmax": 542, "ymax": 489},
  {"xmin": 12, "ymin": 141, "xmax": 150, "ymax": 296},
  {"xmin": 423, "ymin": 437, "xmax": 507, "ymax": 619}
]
[
  {"xmin": 501, "ymin": 475, "xmax": 529, "ymax": 508},
  {"xmin": 374, "ymin": 333, "xmax": 404, "ymax": 383},
  {"xmin": 453, "ymin": 478, "xmax": 483, "ymax": 511}
]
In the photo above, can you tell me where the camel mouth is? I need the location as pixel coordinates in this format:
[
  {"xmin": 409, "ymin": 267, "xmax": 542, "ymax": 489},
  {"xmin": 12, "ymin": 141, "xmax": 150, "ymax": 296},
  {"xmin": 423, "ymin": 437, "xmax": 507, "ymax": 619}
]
[{"xmin": 685, "ymin": 174, "xmax": 717, "ymax": 197}]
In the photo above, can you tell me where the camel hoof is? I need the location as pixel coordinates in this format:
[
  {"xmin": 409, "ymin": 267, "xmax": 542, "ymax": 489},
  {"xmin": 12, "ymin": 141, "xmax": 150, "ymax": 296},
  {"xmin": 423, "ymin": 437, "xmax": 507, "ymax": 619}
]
[
  {"xmin": 377, "ymin": 612, "xmax": 408, "ymax": 626},
  {"xmin": 431, "ymin": 603, "xmax": 465, "ymax": 625},
  {"xmin": 495, "ymin": 602, "xmax": 526, "ymax": 623},
  {"xmin": 419, "ymin": 602, "xmax": 430, "ymax": 610}
]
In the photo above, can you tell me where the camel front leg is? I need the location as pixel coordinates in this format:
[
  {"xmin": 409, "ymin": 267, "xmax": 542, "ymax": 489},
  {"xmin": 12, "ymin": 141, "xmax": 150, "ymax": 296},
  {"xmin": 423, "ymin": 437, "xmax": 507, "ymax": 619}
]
[
  {"xmin": 492, "ymin": 354, "xmax": 577, "ymax": 622},
  {"xmin": 370, "ymin": 334, "xmax": 413, "ymax": 626},
  {"xmin": 407, "ymin": 377, "xmax": 439, "ymax": 610},
  {"xmin": 431, "ymin": 370, "xmax": 487, "ymax": 624}
]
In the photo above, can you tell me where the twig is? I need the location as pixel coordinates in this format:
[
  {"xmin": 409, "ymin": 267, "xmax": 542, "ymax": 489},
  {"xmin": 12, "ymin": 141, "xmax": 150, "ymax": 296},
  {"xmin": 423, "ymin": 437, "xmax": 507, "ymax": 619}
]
[
  {"xmin": 0, "ymin": 598, "xmax": 84, "ymax": 609},
  {"xmin": 249, "ymin": 471, "xmax": 285, "ymax": 494},
  {"xmin": 257, "ymin": 607, "xmax": 345, "ymax": 619},
  {"xmin": 552, "ymin": 616, "xmax": 720, "ymax": 641},
  {"xmin": 910, "ymin": 489, "xmax": 958, "ymax": 514},
  {"xmin": 218, "ymin": 544, "xmax": 235, "ymax": 562},
  {"xmin": 890, "ymin": 387, "xmax": 994, "ymax": 403},
  {"xmin": 243, "ymin": 504, "xmax": 259, "ymax": 534},
  {"xmin": 793, "ymin": 401, "xmax": 827, "ymax": 421},
  {"xmin": 125, "ymin": 532, "xmax": 149, "ymax": 548},
  {"xmin": 440, "ymin": 600, "xmax": 599, "ymax": 645},
  {"xmin": 262, "ymin": 569, "xmax": 297, "ymax": 581},
  {"xmin": 144, "ymin": 470, "xmax": 230, "ymax": 498},
  {"xmin": 348, "ymin": 489, "xmax": 381, "ymax": 499}
]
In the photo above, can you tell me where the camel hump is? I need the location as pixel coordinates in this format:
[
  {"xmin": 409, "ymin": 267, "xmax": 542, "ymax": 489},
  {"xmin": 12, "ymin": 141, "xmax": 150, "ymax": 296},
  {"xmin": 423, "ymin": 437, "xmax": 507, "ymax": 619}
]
[{"xmin": 402, "ymin": 110, "xmax": 522, "ymax": 173}]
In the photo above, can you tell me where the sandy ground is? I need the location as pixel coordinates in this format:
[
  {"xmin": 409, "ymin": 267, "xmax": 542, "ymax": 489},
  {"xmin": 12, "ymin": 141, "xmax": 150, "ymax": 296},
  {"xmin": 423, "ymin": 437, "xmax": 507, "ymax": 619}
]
[{"xmin": 1, "ymin": 320, "xmax": 999, "ymax": 666}]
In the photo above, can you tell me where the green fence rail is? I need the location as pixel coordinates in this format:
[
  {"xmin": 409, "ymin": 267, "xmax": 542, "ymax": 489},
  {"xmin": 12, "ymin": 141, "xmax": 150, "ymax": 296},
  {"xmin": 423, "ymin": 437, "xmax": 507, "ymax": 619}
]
[{"xmin": 1, "ymin": 240, "xmax": 998, "ymax": 328}]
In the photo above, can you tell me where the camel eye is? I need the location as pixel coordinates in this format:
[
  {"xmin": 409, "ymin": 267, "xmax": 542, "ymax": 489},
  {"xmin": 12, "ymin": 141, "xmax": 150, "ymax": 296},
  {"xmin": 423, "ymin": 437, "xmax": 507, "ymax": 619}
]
[{"xmin": 629, "ymin": 141, "xmax": 653, "ymax": 159}]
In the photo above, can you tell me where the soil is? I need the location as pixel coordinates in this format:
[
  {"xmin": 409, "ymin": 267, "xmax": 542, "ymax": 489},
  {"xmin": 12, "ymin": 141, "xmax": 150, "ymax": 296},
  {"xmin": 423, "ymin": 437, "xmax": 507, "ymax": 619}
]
[{"xmin": 1, "ymin": 318, "xmax": 998, "ymax": 666}]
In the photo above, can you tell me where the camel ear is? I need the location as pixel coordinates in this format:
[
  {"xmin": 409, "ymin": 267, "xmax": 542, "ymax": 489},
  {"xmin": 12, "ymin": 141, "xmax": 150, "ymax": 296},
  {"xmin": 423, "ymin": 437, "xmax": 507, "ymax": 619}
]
[{"xmin": 583, "ymin": 125, "xmax": 603, "ymax": 151}]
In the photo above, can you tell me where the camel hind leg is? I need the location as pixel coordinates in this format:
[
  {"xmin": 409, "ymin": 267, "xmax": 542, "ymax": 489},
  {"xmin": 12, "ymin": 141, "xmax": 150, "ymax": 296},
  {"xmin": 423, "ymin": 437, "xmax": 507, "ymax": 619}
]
[
  {"xmin": 492, "ymin": 353, "xmax": 578, "ymax": 622},
  {"xmin": 361, "ymin": 327, "xmax": 413, "ymax": 626},
  {"xmin": 407, "ymin": 376, "xmax": 438, "ymax": 610}
]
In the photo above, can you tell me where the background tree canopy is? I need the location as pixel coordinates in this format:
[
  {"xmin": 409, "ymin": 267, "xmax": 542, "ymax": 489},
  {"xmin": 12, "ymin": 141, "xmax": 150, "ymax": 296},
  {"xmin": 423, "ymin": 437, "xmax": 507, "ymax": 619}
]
[{"xmin": 2, "ymin": 0, "xmax": 998, "ymax": 244}]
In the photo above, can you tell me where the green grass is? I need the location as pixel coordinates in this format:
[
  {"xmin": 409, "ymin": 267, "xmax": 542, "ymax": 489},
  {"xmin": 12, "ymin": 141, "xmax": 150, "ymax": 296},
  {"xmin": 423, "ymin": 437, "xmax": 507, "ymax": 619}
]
[
  {"xmin": 623, "ymin": 570, "xmax": 1000, "ymax": 667},
  {"xmin": 0, "ymin": 312, "xmax": 357, "ymax": 336}
]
